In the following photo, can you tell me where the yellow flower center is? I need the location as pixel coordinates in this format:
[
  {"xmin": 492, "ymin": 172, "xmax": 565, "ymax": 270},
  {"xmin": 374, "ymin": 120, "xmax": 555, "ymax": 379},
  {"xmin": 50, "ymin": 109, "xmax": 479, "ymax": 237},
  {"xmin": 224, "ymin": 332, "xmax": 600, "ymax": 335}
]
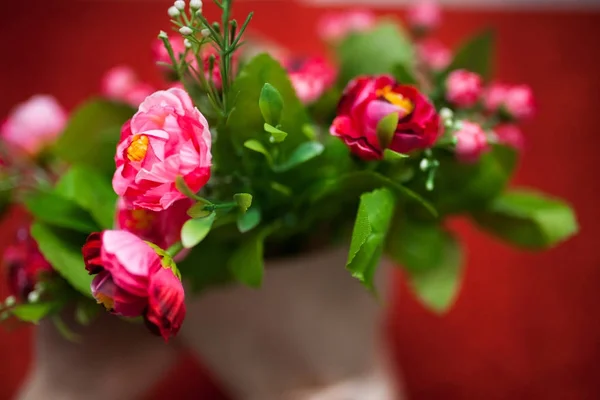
[
  {"xmin": 126, "ymin": 209, "xmax": 156, "ymax": 231},
  {"xmin": 376, "ymin": 86, "xmax": 414, "ymax": 115},
  {"xmin": 95, "ymin": 292, "xmax": 115, "ymax": 311},
  {"xmin": 126, "ymin": 135, "xmax": 149, "ymax": 162}
]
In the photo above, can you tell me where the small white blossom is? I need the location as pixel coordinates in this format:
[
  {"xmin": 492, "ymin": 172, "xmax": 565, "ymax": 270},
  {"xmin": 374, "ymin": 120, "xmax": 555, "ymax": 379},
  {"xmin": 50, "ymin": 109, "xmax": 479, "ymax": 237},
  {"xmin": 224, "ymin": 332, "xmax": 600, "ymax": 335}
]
[
  {"xmin": 4, "ymin": 296, "xmax": 15, "ymax": 307},
  {"xmin": 158, "ymin": 30, "xmax": 169, "ymax": 40},
  {"xmin": 453, "ymin": 120, "xmax": 464, "ymax": 131},
  {"xmin": 184, "ymin": 38, "xmax": 192, "ymax": 48},
  {"xmin": 174, "ymin": 0, "xmax": 186, "ymax": 10},
  {"xmin": 201, "ymin": 28, "xmax": 211, "ymax": 38},
  {"xmin": 190, "ymin": 0, "xmax": 202, "ymax": 10},
  {"xmin": 27, "ymin": 291, "xmax": 40, "ymax": 303},
  {"xmin": 179, "ymin": 26, "xmax": 194, "ymax": 36},
  {"xmin": 168, "ymin": 6, "xmax": 180, "ymax": 17},
  {"xmin": 439, "ymin": 107, "xmax": 453, "ymax": 121}
]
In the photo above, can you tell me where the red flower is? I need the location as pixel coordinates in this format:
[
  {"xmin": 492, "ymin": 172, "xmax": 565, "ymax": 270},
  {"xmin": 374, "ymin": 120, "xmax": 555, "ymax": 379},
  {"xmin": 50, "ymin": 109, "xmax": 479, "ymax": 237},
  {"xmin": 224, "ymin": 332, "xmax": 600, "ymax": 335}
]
[
  {"xmin": 82, "ymin": 230, "xmax": 185, "ymax": 341},
  {"xmin": 3, "ymin": 227, "xmax": 53, "ymax": 301},
  {"xmin": 284, "ymin": 56, "xmax": 337, "ymax": 104},
  {"xmin": 330, "ymin": 75, "xmax": 441, "ymax": 160}
]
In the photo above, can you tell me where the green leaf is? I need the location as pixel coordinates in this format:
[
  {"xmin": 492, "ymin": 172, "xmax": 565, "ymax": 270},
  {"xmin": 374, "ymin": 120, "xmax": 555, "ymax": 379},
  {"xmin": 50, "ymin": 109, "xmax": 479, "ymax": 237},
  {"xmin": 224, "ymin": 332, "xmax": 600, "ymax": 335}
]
[
  {"xmin": 337, "ymin": 21, "xmax": 414, "ymax": 84},
  {"xmin": 181, "ymin": 213, "xmax": 216, "ymax": 248},
  {"xmin": 273, "ymin": 142, "xmax": 325, "ymax": 172},
  {"xmin": 233, "ymin": 193, "xmax": 253, "ymax": 212},
  {"xmin": 227, "ymin": 54, "xmax": 310, "ymax": 157},
  {"xmin": 472, "ymin": 189, "xmax": 578, "ymax": 249},
  {"xmin": 244, "ymin": 139, "xmax": 272, "ymax": 164},
  {"xmin": 393, "ymin": 63, "xmax": 418, "ymax": 85},
  {"xmin": 383, "ymin": 149, "xmax": 409, "ymax": 162},
  {"xmin": 376, "ymin": 112, "xmax": 400, "ymax": 149},
  {"xmin": 75, "ymin": 299, "xmax": 100, "ymax": 326},
  {"xmin": 30, "ymin": 223, "xmax": 93, "ymax": 297},
  {"xmin": 259, "ymin": 83, "xmax": 284, "ymax": 126},
  {"xmin": 55, "ymin": 165, "xmax": 118, "ymax": 229},
  {"xmin": 228, "ymin": 226, "xmax": 275, "ymax": 288},
  {"xmin": 11, "ymin": 302, "xmax": 60, "ymax": 323},
  {"xmin": 25, "ymin": 191, "xmax": 99, "ymax": 233},
  {"xmin": 446, "ymin": 29, "xmax": 495, "ymax": 80},
  {"xmin": 264, "ymin": 123, "xmax": 288, "ymax": 143},
  {"xmin": 346, "ymin": 188, "xmax": 396, "ymax": 291},
  {"xmin": 187, "ymin": 201, "xmax": 213, "ymax": 218},
  {"xmin": 237, "ymin": 207, "xmax": 261, "ymax": 233},
  {"xmin": 53, "ymin": 100, "xmax": 134, "ymax": 175}
]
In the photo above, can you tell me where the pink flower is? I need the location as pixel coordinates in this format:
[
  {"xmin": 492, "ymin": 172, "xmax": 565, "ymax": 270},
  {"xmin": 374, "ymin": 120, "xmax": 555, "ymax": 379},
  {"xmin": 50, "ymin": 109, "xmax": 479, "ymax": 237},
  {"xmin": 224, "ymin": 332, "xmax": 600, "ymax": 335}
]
[
  {"xmin": 407, "ymin": 0, "xmax": 441, "ymax": 32},
  {"xmin": 101, "ymin": 66, "xmax": 155, "ymax": 107},
  {"xmin": 504, "ymin": 85, "xmax": 535, "ymax": 120},
  {"xmin": 83, "ymin": 230, "xmax": 186, "ymax": 341},
  {"xmin": 285, "ymin": 56, "xmax": 337, "ymax": 104},
  {"xmin": 116, "ymin": 197, "xmax": 192, "ymax": 252},
  {"xmin": 112, "ymin": 88, "xmax": 212, "ymax": 211},
  {"xmin": 416, "ymin": 38, "xmax": 451, "ymax": 71},
  {"xmin": 331, "ymin": 75, "xmax": 441, "ymax": 160},
  {"xmin": 3, "ymin": 227, "xmax": 53, "ymax": 301},
  {"xmin": 445, "ymin": 69, "xmax": 483, "ymax": 108},
  {"xmin": 494, "ymin": 124, "xmax": 524, "ymax": 151},
  {"xmin": 317, "ymin": 10, "xmax": 376, "ymax": 42},
  {"xmin": 453, "ymin": 121, "xmax": 489, "ymax": 162},
  {"xmin": 484, "ymin": 83, "xmax": 535, "ymax": 120},
  {"xmin": 1, "ymin": 95, "xmax": 67, "ymax": 157}
]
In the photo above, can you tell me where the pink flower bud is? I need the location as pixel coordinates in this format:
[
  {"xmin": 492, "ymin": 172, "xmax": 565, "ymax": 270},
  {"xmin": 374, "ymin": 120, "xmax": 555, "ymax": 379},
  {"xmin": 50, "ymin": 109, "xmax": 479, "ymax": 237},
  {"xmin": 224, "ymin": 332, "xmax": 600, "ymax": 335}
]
[
  {"xmin": 284, "ymin": 56, "xmax": 337, "ymax": 104},
  {"xmin": 407, "ymin": 0, "xmax": 441, "ymax": 32},
  {"xmin": 494, "ymin": 124, "xmax": 524, "ymax": 151},
  {"xmin": 453, "ymin": 121, "xmax": 489, "ymax": 162},
  {"xmin": 504, "ymin": 85, "xmax": 535, "ymax": 120},
  {"xmin": 101, "ymin": 66, "xmax": 155, "ymax": 107},
  {"xmin": 445, "ymin": 69, "xmax": 483, "ymax": 108},
  {"xmin": 1, "ymin": 95, "xmax": 67, "ymax": 157},
  {"xmin": 317, "ymin": 10, "xmax": 376, "ymax": 42},
  {"xmin": 416, "ymin": 38, "xmax": 451, "ymax": 71}
]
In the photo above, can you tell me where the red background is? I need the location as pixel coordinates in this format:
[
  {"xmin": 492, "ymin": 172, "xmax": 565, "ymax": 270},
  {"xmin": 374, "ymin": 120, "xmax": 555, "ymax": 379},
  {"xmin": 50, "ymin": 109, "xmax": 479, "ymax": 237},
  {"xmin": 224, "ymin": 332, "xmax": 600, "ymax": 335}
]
[{"xmin": 1, "ymin": 1, "xmax": 599, "ymax": 399}]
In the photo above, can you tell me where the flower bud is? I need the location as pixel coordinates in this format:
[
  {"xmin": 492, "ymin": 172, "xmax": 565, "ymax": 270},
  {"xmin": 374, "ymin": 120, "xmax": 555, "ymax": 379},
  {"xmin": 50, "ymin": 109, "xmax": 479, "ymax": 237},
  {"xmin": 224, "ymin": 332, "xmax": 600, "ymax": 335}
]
[
  {"xmin": 184, "ymin": 38, "xmax": 192, "ymax": 48},
  {"xmin": 201, "ymin": 28, "xmax": 210, "ymax": 37},
  {"xmin": 174, "ymin": 0, "xmax": 185, "ymax": 11},
  {"xmin": 179, "ymin": 26, "xmax": 193, "ymax": 36},
  {"xmin": 158, "ymin": 30, "xmax": 169, "ymax": 40},
  {"xmin": 27, "ymin": 290, "xmax": 40, "ymax": 303},
  {"xmin": 445, "ymin": 69, "xmax": 483, "ymax": 108},
  {"xmin": 190, "ymin": 0, "xmax": 202, "ymax": 10},
  {"xmin": 168, "ymin": 6, "xmax": 180, "ymax": 17},
  {"xmin": 439, "ymin": 107, "xmax": 453, "ymax": 121},
  {"xmin": 453, "ymin": 121, "xmax": 489, "ymax": 162}
]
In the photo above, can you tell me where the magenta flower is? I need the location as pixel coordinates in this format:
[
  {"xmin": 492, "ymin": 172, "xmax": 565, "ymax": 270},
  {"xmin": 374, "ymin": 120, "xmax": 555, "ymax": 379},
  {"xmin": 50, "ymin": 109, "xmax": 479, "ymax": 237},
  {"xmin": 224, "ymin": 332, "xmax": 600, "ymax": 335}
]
[
  {"xmin": 112, "ymin": 88, "xmax": 212, "ymax": 211},
  {"xmin": 1, "ymin": 95, "xmax": 67, "ymax": 157},
  {"xmin": 284, "ymin": 56, "xmax": 337, "ymax": 104},
  {"xmin": 83, "ymin": 230, "xmax": 186, "ymax": 341},
  {"xmin": 484, "ymin": 83, "xmax": 536, "ymax": 120},
  {"xmin": 445, "ymin": 69, "xmax": 483, "ymax": 108},
  {"xmin": 101, "ymin": 66, "xmax": 155, "ymax": 107},
  {"xmin": 453, "ymin": 121, "xmax": 489, "ymax": 162},
  {"xmin": 407, "ymin": 0, "xmax": 441, "ymax": 32}
]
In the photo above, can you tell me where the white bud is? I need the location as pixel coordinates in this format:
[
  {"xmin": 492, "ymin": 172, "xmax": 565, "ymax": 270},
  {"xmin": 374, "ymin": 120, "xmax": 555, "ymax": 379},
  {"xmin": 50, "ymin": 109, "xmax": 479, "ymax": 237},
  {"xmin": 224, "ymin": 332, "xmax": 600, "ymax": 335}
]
[
  {"xmin": 158, "ymin": 30, "xmax": 169, "ymax": 40},
  {"xmin": 190, "ymin": 0, "xmax": 202, "ymax": 10},
  {"xmin": 27, "ymin": 291, "xmax": 40, "ymax": 304},
  {"xmin": 179, "ymin": 26, "xmax": 193, "ymax": 36},
  {"xmin": 439, "ymin": 107, "xmax": 453, "ymax": 121},
  {"xmin": 453, "ymin": 120, "xmax": 464, "ymax": 131},
  {"xmin": 174, "ymin": 0, "xmax": 186, "ymax": 10},
  {"xmin": 419, "ymin": 158, "xmax": 429, "ymax": 171},
  {"xmin": 168, "ymin": 6, "xmax": 180, "ymax": 17},
  {"xmin": 201, "ymin": 28, "xmax": 211, "ymax": 38},
  {"xmin": 184, "ymin": 38, "xmax": 192, "ymax": 48},
  {"xmin": 4, "ymin": 296, "xmax": 16, "ymax": 307}
]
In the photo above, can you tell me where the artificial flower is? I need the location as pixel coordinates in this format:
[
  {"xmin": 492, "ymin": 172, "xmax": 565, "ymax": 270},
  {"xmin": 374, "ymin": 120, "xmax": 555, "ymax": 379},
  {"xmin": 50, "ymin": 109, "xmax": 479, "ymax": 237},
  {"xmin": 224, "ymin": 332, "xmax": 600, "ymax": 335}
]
[
  {"xmin": 101, "ymin": 66, "xmax": 156, "ymax": 107},
  {"xmin": 1, "ymin": 95, "xmax": 67, "ymax": 157},
  {"xmin": 116, "ymin": 197, "xmax": 192, "ymax": 252},
  {"xmin": 445, "ymin": 69, "xmax": 483, "ymax": 108},
  {"xmin": 484, "ymin": 83, "xmax": 535, "ymax": 120},
  {"xmin": 284, "ymin": 56, "xmax": 337, "ymax": 104},
  {"xmin": 416, "ymin": 38, "xmax": 451, "ymax": 71},
  {"xmin": 330, "ymin": 75, "xmax": 441, "ymax": 159},
  {"xmin": 317, "ymin": 10, "xmax": 376, "ymax": 42},
  {"xmin": 112, "ymin": 87, "xmax": 212, "ymax": 211},
  {"xmin": 453, "ymin": 121, "xmax": 489, "ymax": 162},
  {"xmin": 407, "ymin": 0, "xmax": 441, "ymax": 32},
  {"xmin": 83, "ymin": 230, "xmax": 185, "ymax": 341},
  {"xmin": 3, "ymin": 227, "xmax": 53, "ymax": 301}
]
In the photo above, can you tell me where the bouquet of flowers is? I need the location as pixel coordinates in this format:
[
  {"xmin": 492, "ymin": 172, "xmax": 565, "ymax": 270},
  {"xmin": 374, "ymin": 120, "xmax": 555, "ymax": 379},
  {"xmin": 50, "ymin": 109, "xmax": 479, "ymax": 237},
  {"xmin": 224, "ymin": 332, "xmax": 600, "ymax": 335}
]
[{"xmin": 0, "ymin": 0, "xmax": 577, "ymax": 343}]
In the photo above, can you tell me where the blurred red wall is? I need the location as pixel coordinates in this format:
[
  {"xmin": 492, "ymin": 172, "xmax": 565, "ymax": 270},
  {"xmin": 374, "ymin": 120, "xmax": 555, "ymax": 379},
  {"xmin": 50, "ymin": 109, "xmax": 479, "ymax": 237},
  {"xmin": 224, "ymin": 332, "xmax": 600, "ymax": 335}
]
[{"xmin": 1, "ymin": 1, "xmax": 600, "ymax": 399}]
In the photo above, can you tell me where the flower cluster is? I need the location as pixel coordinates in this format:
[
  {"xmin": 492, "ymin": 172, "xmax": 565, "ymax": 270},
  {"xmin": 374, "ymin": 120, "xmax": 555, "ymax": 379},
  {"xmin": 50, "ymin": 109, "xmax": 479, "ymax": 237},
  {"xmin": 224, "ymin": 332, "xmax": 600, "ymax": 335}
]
[{"xmin": 0, "ymin": 0, "xmax": 576, "ymax": 334}]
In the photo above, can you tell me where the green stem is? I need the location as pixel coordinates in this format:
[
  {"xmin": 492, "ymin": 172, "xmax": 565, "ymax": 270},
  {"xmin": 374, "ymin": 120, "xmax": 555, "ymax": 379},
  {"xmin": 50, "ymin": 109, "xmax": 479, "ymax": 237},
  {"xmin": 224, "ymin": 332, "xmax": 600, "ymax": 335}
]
[{"xmin": 167, "ymin": 241, "xmax": 184, "ymax": 258}]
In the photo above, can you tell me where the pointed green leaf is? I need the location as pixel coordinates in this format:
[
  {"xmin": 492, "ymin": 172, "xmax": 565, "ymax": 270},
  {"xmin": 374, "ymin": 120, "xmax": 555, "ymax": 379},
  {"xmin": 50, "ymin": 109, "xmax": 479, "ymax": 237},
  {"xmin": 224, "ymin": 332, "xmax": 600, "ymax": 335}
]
[
  {"xmin": 244, "ymin": 140, "xmax": 273, "ymax": 164},
  {"xmin": 237, "ymin": 207, "xmax": 261, "ymax": 233},
  {"xmin": 346, "ymin": 188, "xmax": 396, "ymax": 292},
  {"xmin": 446, "ymin": 29, "xmax": 495, "ymax": 80},
  {"xmin": 181, "ymin": 213, "xmax": 216, "ymax": 248},
  {"xmin": 187, "ymin": 201, "xmax": 213, "ymax": 219},
  {"xmin": 383, "ymin": 149, "xmax": 409, "ymax": 162},
  {"xmin": 25, "ymin": 192, "xmax": 99, "ymax": 233},
  {"xmin": 376, "ymin": 112, "xmax": 400, "ymax": 149},
  {"xmin": 264, "ymin": 123, "xmax": 288, "ymax": 143},
  {"xmin": 11, "ymin": 302, "xmax": 61, "ymax": 323},
  {"xmin": 472, "ymin": 189, "xmax": 578, "ymax": 249},
  {"xmin": 273, "ymin": 142, "xmax": 324, "ymax": 172},
  {"xmin": 259, "ymin": 83, "xmax": 284, "ymax": 126},
  {"xmin": 30, "ymin": 223, "xmax": 93, "ymax": 298}
]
